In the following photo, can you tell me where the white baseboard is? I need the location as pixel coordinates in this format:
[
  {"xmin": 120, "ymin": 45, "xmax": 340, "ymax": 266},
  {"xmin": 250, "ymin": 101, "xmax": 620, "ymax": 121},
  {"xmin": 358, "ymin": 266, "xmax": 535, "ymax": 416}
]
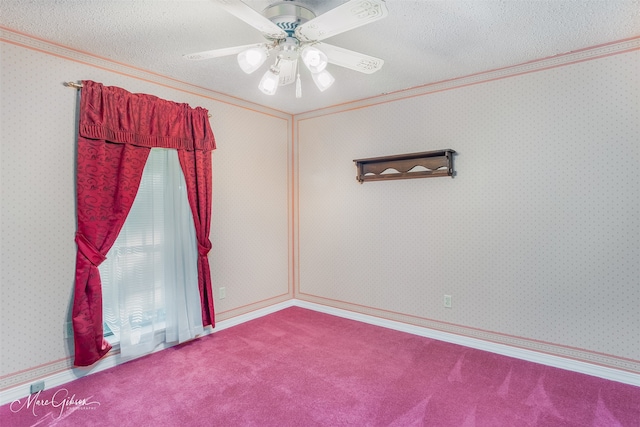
[
  {"xmin": 0, "ymin": 300, "xmax": 294, "ymax": 406},
  {"xmin": 293, "ymin": 299, "xmax": 640, "ymax": 387},
  {"xmin": 2, "ymin": 298, "xmax": 637, "ymax": 406}
]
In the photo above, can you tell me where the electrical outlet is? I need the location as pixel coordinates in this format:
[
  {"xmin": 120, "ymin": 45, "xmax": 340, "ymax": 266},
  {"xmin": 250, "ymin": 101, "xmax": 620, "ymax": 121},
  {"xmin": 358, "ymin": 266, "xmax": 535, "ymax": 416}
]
[
  {"xmin": 30, "ymin": 381, "xmax": 45, "ymax": 394},
  {"xmin": 444, "ymin": 295, "xmax": 452, "ymax": 308},
  {"xmin": 219, "ymin": 287, "xmax": 226, "ymax": 299},
  {"xmin": 64, "ymin": 321, "xmax": 73, "ymax": 338}
]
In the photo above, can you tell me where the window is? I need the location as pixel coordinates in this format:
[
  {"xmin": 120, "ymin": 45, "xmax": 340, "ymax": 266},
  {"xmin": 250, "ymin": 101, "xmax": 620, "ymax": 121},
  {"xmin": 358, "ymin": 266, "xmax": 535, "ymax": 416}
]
[{"xmin": 99, "ymin": 148, "xmax": 204, "ymax": 359}]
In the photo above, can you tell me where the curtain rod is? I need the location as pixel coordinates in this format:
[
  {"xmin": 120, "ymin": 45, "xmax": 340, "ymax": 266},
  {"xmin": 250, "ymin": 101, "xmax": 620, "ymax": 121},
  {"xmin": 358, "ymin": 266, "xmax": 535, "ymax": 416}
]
[{"xmin": 65, "ymin": 82, "xmax": 212, "ymax": 118}]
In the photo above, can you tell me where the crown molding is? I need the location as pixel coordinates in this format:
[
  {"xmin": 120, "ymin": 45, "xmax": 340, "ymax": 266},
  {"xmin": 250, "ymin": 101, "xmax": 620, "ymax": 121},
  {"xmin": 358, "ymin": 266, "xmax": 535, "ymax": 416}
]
[
  {"xmin": 295, "ymin": 36, "xmax": 640, "ymax": 120},
  {"xmin": 0, "ymin": 26, "xmax": 291, "ymax": 120}
]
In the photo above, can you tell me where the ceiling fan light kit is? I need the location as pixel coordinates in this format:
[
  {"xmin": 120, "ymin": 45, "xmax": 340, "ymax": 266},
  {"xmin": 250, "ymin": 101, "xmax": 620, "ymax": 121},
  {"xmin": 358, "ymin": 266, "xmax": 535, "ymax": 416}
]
[
  {"xmin": 311, "ymin": 69, "xmax": 335, "ymax": 92},
  {"xmin": 237, "ymin": 45, "xmax": 269, "ymax": 74},
  {"xmin": 258, "ymin": 58, "xmax": 282, "ymax": 95},
  {"xmin": 301, "ymin": 46, "xmax": 328, "ymax": 73},
  {"xmin": 185, "ymin": 0, "xmax": 388, "ymax": 98}
]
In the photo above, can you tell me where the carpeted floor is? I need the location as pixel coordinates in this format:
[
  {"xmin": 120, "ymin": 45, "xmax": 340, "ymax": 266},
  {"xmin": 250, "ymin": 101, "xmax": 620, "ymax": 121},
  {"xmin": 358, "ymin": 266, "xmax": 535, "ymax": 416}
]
[{"xmin": 2, "ymin": 307, "xmax": 639, "ymax": 426}]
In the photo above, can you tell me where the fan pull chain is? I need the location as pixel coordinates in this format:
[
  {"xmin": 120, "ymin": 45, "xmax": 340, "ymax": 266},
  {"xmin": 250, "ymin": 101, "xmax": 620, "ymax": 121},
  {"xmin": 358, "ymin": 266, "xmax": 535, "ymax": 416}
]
[{"xmin": 296, "ymin": 73, "xmax": 302, "ymax": 98}]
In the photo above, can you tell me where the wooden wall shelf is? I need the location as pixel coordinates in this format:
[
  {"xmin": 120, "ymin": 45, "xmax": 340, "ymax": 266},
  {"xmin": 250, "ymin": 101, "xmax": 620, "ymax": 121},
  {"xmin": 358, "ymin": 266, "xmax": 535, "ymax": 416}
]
[{"xmin": 353, "ymin": 149, "xmax": 456, "ymax": 183}]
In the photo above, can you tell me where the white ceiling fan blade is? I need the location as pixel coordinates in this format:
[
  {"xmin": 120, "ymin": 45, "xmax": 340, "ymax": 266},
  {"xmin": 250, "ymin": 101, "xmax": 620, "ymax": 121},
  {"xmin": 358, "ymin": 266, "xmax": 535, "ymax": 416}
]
[
  {"xmin": 295, "ymin": 0, "xmax": 388, "ymax": 43},
  {"xmin": 183, "ymin": 43, "xmax": 266, "ymax": 60},
  {"xmin": 316, "ymin": 43, "xmax": 384, "ymax": 74},
  {"xmin": 211, "ymin": 0, "xmax": 287, "ymax": 40}
]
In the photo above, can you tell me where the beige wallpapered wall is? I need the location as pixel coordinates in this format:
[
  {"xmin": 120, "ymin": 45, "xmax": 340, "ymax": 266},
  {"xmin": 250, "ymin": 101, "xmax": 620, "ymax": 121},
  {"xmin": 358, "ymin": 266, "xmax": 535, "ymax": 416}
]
[
  {"xmin": 1, "ymin": 30, "xmax": 639, "ymax": 390},
  {"xmin": 0, "ymin": 40, "xmax": 291, "ymax": 381},
  {"xmin": 296, "ymin": 48, "xmax": 640, "ymax": 370}
]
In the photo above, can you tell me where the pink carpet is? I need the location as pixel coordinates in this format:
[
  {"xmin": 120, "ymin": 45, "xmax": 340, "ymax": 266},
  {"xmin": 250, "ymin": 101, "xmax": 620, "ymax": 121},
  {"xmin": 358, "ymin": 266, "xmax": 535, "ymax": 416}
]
[{"xmin": 2, "ymin": 307, "xmax": 639, "ymax": 426}]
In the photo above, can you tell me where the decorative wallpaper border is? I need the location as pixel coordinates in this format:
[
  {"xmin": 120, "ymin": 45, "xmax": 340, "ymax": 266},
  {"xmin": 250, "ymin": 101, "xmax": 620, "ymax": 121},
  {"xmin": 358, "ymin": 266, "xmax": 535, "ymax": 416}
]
[
  {"xmin": 0, "ymin": 26, "xmax": 290, "ymax": 120},
  {"xmin": 4, "ymin": 297, "xmax": 637, "ymax": 405},
  {"xmin": 295, "ymin": 36, "xmax": 640, "ymax": 120},
  {"xmin": 1, "ymin": 301, "xmax": 296, "ymax": 404},
  {"xmin": 0, "ymin": 359, "xmax": 73, "ymax": 391},
  {"xmin": 3, "ymin": 26, "xmax": 638, "ymax": 121},
  {"xmin": 0, "ymin": 293, "xmax": 294, "ymax": 392},
  {"xmin": 215, "ymin": 293, "xmax": 293, "ymax": 322},
  {"xmin": 296, "ymin": 293, "xmax": 640, "ymax": 375}
]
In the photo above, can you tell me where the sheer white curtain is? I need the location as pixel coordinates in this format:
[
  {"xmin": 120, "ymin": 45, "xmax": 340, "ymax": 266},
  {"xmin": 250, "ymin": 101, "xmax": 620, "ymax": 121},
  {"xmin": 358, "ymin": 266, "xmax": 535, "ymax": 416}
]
[{"xmin": 100, "ymin": 148, "xmax": 204, "ymax": 359}]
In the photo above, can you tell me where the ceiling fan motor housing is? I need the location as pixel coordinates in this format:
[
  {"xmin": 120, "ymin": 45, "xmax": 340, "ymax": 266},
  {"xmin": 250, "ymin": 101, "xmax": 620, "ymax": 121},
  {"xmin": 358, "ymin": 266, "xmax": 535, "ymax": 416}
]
[
  {"xmin": 263, "ymin": 2, "xmax": 316, "ymax": 38},
  {"xmin": 278, "ymin": 37, "xmax": 300, "ymax": 60},
  {"xmin": 263, "ymin": 2, "xmax": 317, "ymax": 75}
]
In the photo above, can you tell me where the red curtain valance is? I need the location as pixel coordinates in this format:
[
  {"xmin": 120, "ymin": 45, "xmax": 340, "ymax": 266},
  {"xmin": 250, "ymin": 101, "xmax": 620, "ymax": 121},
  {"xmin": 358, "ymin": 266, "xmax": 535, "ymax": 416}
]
[{"xmin": 79, "ymin": 80, "xmax": 216, "ymax": 151}]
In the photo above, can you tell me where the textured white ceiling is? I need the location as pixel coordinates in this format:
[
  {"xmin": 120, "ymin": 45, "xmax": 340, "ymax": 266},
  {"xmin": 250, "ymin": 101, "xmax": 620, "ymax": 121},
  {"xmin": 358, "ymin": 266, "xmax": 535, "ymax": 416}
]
[{"xmin": 1, "ymin": 0, "xmax": 639, "ymax": 114}]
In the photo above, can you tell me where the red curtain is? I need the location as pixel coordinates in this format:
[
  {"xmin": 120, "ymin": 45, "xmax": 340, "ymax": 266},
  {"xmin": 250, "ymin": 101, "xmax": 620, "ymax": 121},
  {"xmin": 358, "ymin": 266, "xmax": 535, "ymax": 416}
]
[
  {"xmin": 178, "ymin": 150, "xmax": 215, "ymax": 326},
  {"xmin": 73, "ymin": 80, "xmax": 216, "ymax": 366}
]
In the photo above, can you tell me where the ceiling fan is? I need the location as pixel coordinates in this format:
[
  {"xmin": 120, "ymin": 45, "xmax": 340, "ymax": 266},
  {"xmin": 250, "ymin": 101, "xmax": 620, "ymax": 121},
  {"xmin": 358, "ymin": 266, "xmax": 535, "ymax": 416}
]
[{"xmin": 184, "ymin": 0, "xmax": 388, "ymax": 98}]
